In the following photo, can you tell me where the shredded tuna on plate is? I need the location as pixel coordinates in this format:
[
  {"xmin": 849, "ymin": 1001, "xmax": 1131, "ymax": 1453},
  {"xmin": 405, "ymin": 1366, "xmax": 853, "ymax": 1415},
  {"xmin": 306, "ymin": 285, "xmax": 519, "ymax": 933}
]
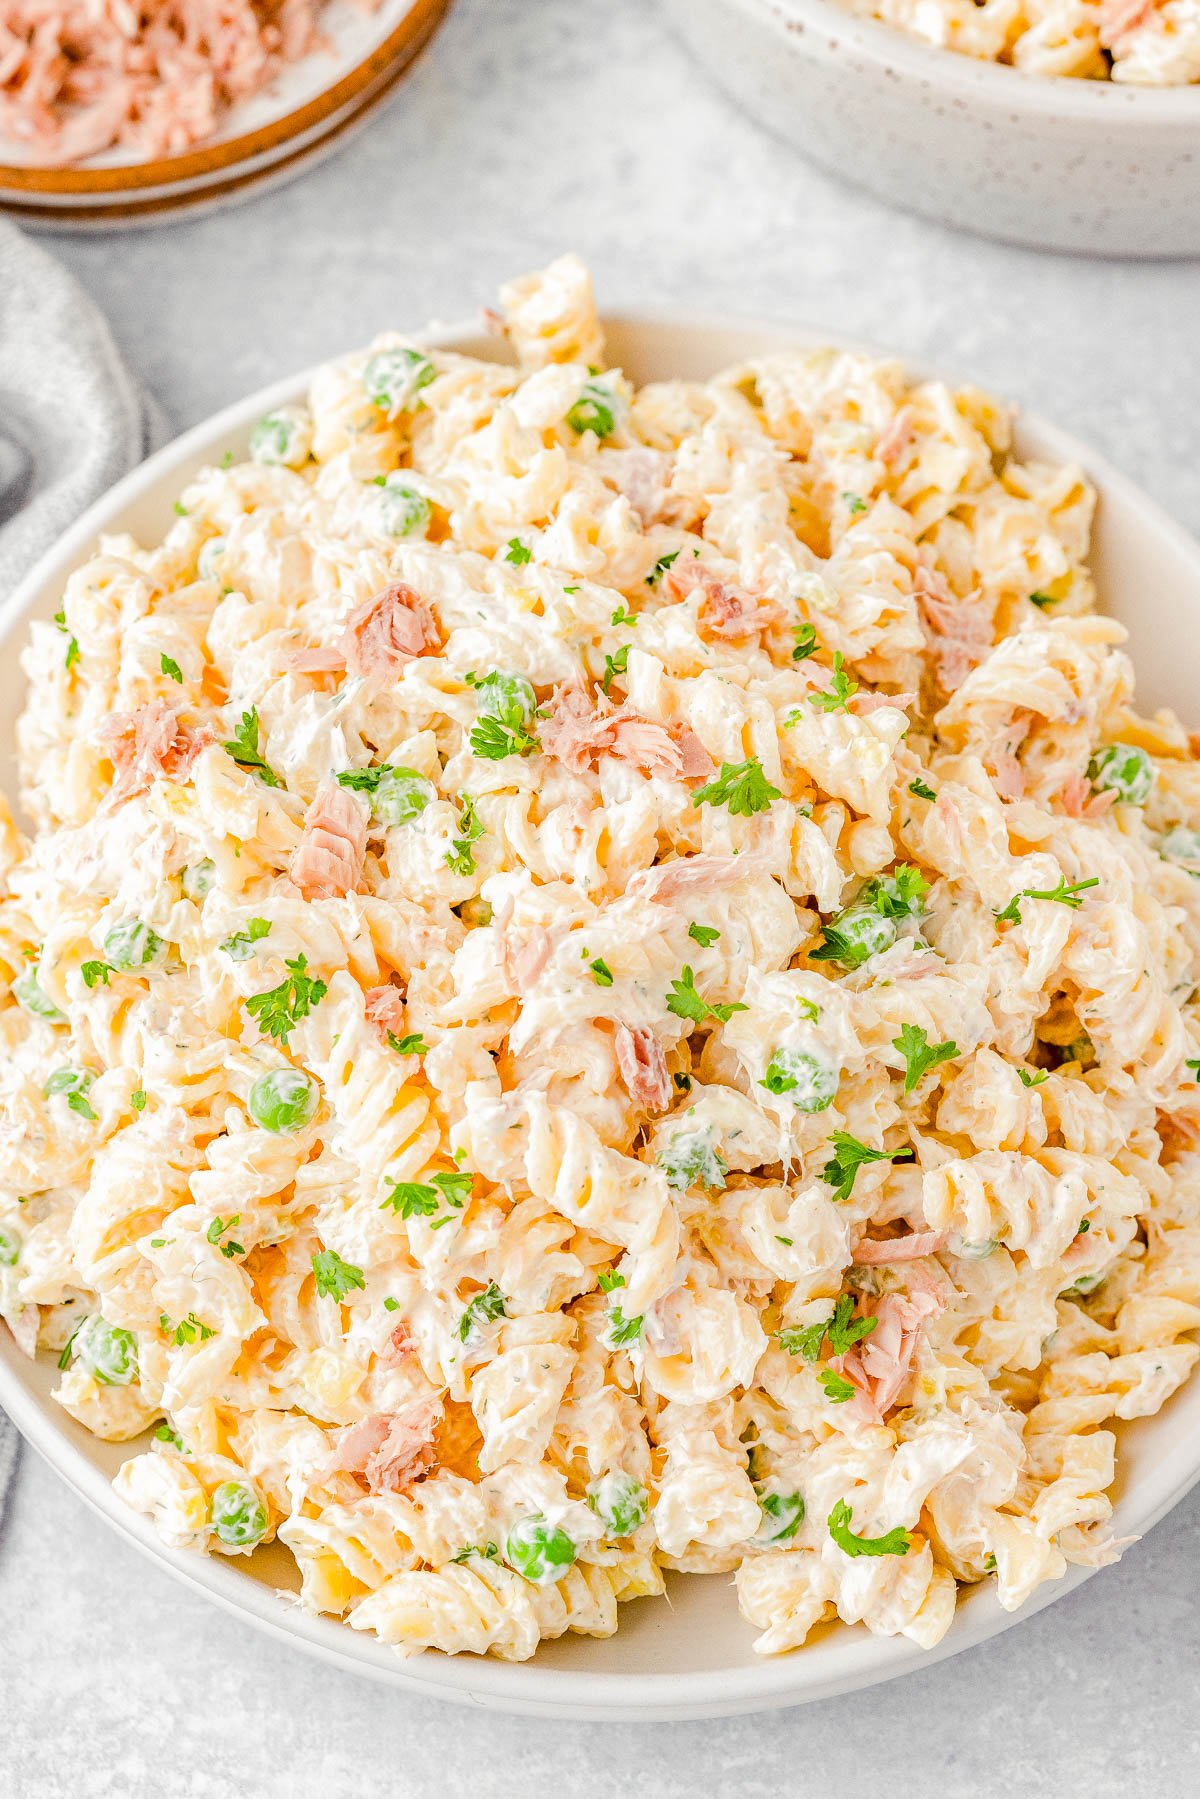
[{"xmin": 0, "ymin": 1, "xmax": 382, "ymax": 165}]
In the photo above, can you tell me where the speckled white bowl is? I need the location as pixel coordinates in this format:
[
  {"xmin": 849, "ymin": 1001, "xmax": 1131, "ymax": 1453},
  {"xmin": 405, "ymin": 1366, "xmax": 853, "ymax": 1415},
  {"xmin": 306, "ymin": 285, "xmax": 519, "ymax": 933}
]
[
  {"xmin": 2, "ymin": 309, "xmax": 1200, "ymax": 1717},
  {"xmin": 664, "ymin": 0, "xmax": 1200, "ymax": 257}
]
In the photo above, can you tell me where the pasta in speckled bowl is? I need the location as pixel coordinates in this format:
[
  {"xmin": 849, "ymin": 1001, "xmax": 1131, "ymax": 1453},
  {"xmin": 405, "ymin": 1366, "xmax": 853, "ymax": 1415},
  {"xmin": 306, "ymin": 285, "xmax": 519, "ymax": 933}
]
[
  {"xmin": 2, "ymin": 258, "xmax": 1200, "ymax": 1718},
  {"xmin": 665, "ymin": 0, "xmax": 1200, "ymax": 257}
]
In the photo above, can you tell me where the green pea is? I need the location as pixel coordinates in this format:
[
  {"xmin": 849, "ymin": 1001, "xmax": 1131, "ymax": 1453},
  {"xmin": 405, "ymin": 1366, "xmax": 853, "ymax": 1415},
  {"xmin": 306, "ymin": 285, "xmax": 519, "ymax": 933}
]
[
  {"xmin": 44, "ymin": 1067, "xmax": 97, "ymax": 1120},
  {"xmin": 376, "ymin": 478, "xmax": 431, "ymax": 541},
  {"xmin": 1089, "ymin": 742, "xmax": 1153, "ymax": 806},
  {"xmin": 820, "ymin": 905, "xmax": 897, "ymax": 968},
  {"xmin": 13, "ymin": 966, "xmax": 65, "ymax": 1023},
  {"xmin": 374, "ymin": 767, "xmax": 436, "ymax": 827},
  {"xmin": 505, "ymin": 1514, "xmax": 577, "ymax": 1585},
  {"xmin": 0, "ymin": 1225, "xmax": 20, "ymax": 1267},
  {"xmin": 197, "ymin": 537, "xmax": 225, "ymax": 581},
  {"xmin": 363, "ymin": 347, "xmax": 436, "ymax": 414},
  {"xmin": 959, "ymin": 1238, "xmax": 999, "ymax": 1260},
  {"xmin": 1159, "ymin": 826, "xmax": 1200, "ymax": 874},
  {"xmin": 565, "ymin": 380, "xmax": 618, "ymax": 438},
  {"xmin": 754, "ymin": 1491, "xmax": 805, "ymax": 1545},
  {"xmin": 474, "ymin": 671, "xmax": 536, "ymax": 723},
  {"xmin": 73, "ymin": 1314, "xmax": 138, "ymax": 1386},
  {"xmin": 210, "ymin": 1479, "xmax": 268, "ymax": 1548},
  {"xmin": 181, "ymin": 859, "xmax": 216, "ymax": 901},
  {"xmin": 760, "ymin": 1048, "xmax": 838, "ymax": 1112},
  {"xmin": 248, "ymin": 1067, "xmax": 319, "ymax": 1134},
  {"xmin": 103, "ymin": 919, "xmax": 165, "ymax": 972},
  {"xmin": 249, "ymin": 408, "xmax": 312, "ymax": 469},
  {"xmin": 457, "ymin": 897, "xmax": 494, "ymax": 929},
  {"xmin": 586, "ymin": 1471, "xmax": 648, "ymax": 1538}
]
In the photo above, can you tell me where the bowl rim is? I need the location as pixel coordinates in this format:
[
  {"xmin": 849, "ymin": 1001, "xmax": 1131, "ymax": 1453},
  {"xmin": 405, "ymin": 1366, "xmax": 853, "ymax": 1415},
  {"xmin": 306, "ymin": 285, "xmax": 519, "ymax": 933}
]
[
  {"xmin": 3, "ymin": 302, "xmax": 1200, "ymax": 1719},
  {"xmin": 747, "ymin": 0, "xmax": 1200, "ymax": 120}
]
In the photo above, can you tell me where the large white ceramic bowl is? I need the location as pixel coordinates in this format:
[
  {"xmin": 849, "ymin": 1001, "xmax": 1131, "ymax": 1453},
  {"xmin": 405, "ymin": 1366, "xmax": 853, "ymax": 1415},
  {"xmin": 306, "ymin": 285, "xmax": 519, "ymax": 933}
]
[
  {"xmin": 2, "ymin": 309, "xmax": 1200, "ymax": 1719},
  {"xmin": 664, "ymin": 0, "xmax": 1200, "ymax": 258}
]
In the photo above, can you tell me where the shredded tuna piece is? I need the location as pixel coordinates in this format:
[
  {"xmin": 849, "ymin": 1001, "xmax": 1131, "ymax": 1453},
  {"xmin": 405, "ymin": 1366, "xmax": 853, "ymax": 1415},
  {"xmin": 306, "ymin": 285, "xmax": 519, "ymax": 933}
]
[
  {"xmin": 385, "ymin": 1318, "xmax": 416, "ymax": 1361},
  {"xmin": 662, "ymin": 559, "xmax": 782, "ymax": 640},
  {"xmin": 288, "ymin": 644, "xmax": 347, "ymax": 676},
  {"xmin": 339, "ymin": 583, "xmax": 439, "ymax": 691},
  {"xmin": 853, "ymin": 1229, "xmax": 947, "ymax": 1264},
  {"xmin": 1099, "ymin": 0, "xmax": 1154, "ymax": 43},
  {"xmin": 540, "ymin": 684, "xmax": 712, "ymax": 784},
  {"xmin": 331, "ymin": 1397, "xmax": 441, "ymax": 1495},
  {"xmin": 5, "ymin": 1303, "xmax": 38, "ymax": 1358},
  {"xmin": 991, "ymin": 752, "xmax": 1025, "ymax": 801},
  {"xmin": 613, "ymin": 1023, "xmax": 671, "ymax": 1112},
  {"xmin": 0, "ymin": 2, "xmax": 382, "ymax": 167},
  {"xmin": 290, "ymin": 780, "xmax": 367, "ymax": 900},
  {"xmin": 100, "ymin": 699, "xmax": 214, "ymax": 800},
  {"xmin": 1060, "ymin": 772, "xmax": 1117, "ymax": 819},
  {"xmin": 631, "ymin": 853, "xmax": 759, "ymax": 903},
  {"xmin": 915, "ymin": 563, "xmax": 993, "ymax": 694},
  {"xmin": 501, "ymin": 923, "xmax": 552, "ymax": 994},
  {"xmin": 364, "ymin": 982, "xmax": 407, "ymax": 1042},
  {"xmin": 840, "ymin": 1290, "xmax": 939, "ymax": 1423},
  {"xmin": 599, "ymin": 447, "xmax": 692, "ymax": 529},
  {"xmin": 850, "ymin": 689, "xmax": 915, "ymax": 716},
  {"xmin": 875, "ymin": 405, "xmax": 916, "ymax": 465}
]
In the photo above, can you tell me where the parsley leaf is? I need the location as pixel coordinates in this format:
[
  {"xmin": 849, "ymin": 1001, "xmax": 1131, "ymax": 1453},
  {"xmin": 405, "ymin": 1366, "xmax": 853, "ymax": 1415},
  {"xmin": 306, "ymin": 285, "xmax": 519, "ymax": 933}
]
[
  {"xmin": 691, "ymin": 757, "xmax": 780, "ymax": 818},
  {"xmin": 154, "ymin": 1425, "xmax": 185, "ymax": 1451},
  {"xmin": 163, "ymin": 1310, "xmax": 214, "ymax": 1347},
  {"xmin": 597, "ymin": 1270, "xmax": 625, "ymax": 1293},
  {"xmin": 388, "ymin": 1032, "xmax": 428, "ymax": 1056},
  {"xmin": 791, "ymin": 623, "xmax": 818, "ymax": 662},
  {"xmin": 893, "ymin": 1023, "xmax": 958, "ymax": 1092},
  {"xmin": 589, "ymin": 957, "xmax": 614, "ymax": 987},
  {"xmin": 222, "ymin": 708, "xmax": 281, "ymax": 787},
  {"xmin": 908, "ymin": 777, "xmax": 937, "ymax": 802},
  {"xmin": 646, "ymin": 550, "xmax": 680, "ymax": 587},
  {"xmin": 826, "ymin": 1294, "xmax": 878, "ymax": 1356},
  {"xmin": 160, "ymin": 654, "xmax": 184, "ymax": 684},
  {"xmin": 607, "ymin": 1306, "xmax": 643, "ymax": 1347},
  {"xmin": 778, "ymin": 1320, "xmax": 830, "ymax": 1363},
  {"xmin": 81, "ymin": 960, "xmax": 113, "ymax": 990},
  {"xmin": 819, "ymin": 1368, "xmax": 857, "ymax": 1403},
  {"xmin": 1029, "ymin": 591, "xmax": 1056, "ymax": 609},
  {"xmin": 601, "ymin": 644, "xmax": 629, "ymax": 696},
  {"xmin": 383, "ymin": 1181, "xmax": 439, "ymax": 1219},
  {"xmin": 1018, "ymin": 1067, "xmax": 1048, "ymax": 1088},
  {"xmin": 841, "ymin": 493, "xmax": 868, "ymax": 516},
  {"xmin": 504, "ymin": 538, "xmax": 532, "ymax": 565},
  {"xmin": 446, "ymin": 793, "xmax": 484, "ymax": 876},
  {"xmin": 470, "ymin": 712, "xmax": 541, "ymax": 760},
  {"xmin": 807, "ymin": 652, "xmax": 859, "ymax": 715},
  {"xmin": 312, "ymin": 1248, "xmax": 365, "ymax": 1302},
  {"xmin": 220, "ymin": 918, "xmax": 271, "ymax": 961},
  {"xmin": 206, "ymin": 1215, "xmax": 245, "ymax": 1259},
  {"xmin": 822, "ymin": 1130, "xmax": 914, "ymax": 1203},
  {"xmin": 459, "ymin": 1281, "xmax": 507, "ymax": 1342},
  {"xmin": 130, "ymin": 1089, "xmax": 147, "ymax": 1112},
  {"xmin": 64, "ymin": 635, "xmax": 80, "ymax": 670},
  {"xmin": 827, "ymin": 1497, "xmax": 910, "ymax": 1559},
  {"xmin": 450, "ymin": 1541, "xmax": 499, "ymax": 1564},
  {"xmin": 687, "ymin": 922, "xmax": 720, "ymax": 948},
  {"xmin": 245, "ymin": 953, "xmax": 327, "ymax": 1043},
  {"xmin": 666, "ymin": 965, "xmax": 747, "ymax": 1027},
  {"xmin": 995, "ymin": 876, "xmax": 1099, "ymax": 926},
  {"xmin": 335, "ymin": 764, "xmax": 392, "ymax": 792},
  {"xmin": 611, "ymin": 603, "xmax": 640, "ymax": 626}
]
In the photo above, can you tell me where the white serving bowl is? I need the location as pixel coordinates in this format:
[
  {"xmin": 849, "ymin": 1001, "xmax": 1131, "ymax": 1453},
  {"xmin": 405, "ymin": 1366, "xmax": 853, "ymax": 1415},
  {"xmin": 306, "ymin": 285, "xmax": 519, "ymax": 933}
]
[
  {"xmin": 2, "ymin": 309, "xmax": 1199, "ymax": 1719},
  {"xmin": 664, "ymin": 0, "xmax": 1200, "ymax": 257}
]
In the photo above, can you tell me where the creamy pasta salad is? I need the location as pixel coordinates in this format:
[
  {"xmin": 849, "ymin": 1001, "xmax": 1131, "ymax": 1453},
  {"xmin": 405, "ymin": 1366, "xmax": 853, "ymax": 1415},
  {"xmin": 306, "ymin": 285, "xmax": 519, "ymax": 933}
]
[
  {"xmin": 2, "ymin": 255, "xmax": 1199, "ymax": 1664},
  {"xmin": 842, "ymin": 0, "xmax": 1200, "ymax": 84}
]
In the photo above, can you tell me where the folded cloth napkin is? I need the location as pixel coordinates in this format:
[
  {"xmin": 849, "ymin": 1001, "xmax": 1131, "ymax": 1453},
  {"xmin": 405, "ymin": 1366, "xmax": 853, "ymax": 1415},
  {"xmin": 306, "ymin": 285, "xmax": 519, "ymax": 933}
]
[{"xmin": 0, "ymin": 219, "xmax": 168, "ymax": 1533}]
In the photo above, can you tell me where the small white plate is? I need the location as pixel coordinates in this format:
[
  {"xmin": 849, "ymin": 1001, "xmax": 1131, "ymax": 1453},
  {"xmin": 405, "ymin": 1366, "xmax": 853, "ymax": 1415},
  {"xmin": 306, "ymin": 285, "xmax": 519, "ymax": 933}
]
[{"xmin": 2, "ymin": 308, "xmax": 1199, "ymax": 1718}]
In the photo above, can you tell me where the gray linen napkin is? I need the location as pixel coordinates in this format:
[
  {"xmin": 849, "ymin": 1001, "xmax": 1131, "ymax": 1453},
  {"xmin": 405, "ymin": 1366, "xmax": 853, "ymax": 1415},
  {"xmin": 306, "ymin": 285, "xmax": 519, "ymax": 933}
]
[{"xmin": 0, "ymin": 219, "xmax": 168, "ymax": 1530}]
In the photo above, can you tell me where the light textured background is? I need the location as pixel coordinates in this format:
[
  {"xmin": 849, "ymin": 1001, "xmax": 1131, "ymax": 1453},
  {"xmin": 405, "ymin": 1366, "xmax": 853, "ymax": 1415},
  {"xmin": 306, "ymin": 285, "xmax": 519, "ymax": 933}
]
[{"xmin": 4, "ymin": 1, "xmax": 1200, "ymax": 1793}]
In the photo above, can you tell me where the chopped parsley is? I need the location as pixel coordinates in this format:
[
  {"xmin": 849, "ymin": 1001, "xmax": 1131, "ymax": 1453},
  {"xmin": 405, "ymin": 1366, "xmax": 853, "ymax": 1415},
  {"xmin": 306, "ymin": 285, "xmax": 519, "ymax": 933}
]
[
  {"xmin": 130, "ymin": 1089, "xmax": 147, "ymax": 1112},
  {"xmin": 691, "ymin": 757, "xmax": 780, "ymax": 818},
  {"xmin": 335, "ymin": 764, "xmax": 392, "ymax": 792},
  {"xmin": 311, "ymin": 1248, "xmax": 365, "ymax": 1302},
  {"xmin": 446, "ymin": 793, "xmax": 485, "ymax": 877},
  {"xmin": 381, "ymin": 1170, "xmax": 472, "ymax": 1226},
  {"xmin": 791, "ymin": 623, "xmax": 818, "ymax": 662},
  {"xmin": 160, "ymin": 653, "xmax": 183, "ymax": 683},
  {"xmin": 468, "ymin": 673, "xmax": 540, "ymax": 761},
  {"xmin": 81, "ymin": 960, "xmax": 113, "ymax": 990},
  {"xmin": 589, "ymin": 957, "xmax": 614, "ymax": 987},
  {"xmin": 597, "ymin": 1270, "xmax": 625, "ymax": 1293},
  {"xmin": 154, "ymin": 1425, "xmax": 185, "ymax": 1451},
  {"xmin": 687, "ymin": 922, "xmax": 721, "ymax": 949},
  {"xmin": 388, "ymin": 1032, "xmax": 428, "ymax": 1056},
  {"xmin": 646, "ymin": 550, "xmax": 680, "ymax": 587},
  {"xmin": 607, "ymin": 1306, "xmax": 643, "ymax": 1347},
  {"xmin": 611, "ymin": 603, "xmax": 640, "ymax": 626},
  {"xmin": 206, "ymin": 1215, "xmax": 245, "ymax": 1259},
  {"xmin": 893, "ymin": 1023, "xmax": 958, "ymax": 1092},
  {"xmin": 458, "ymin": 1281, "xmax": 508, "ymax": 1342},
  {"xmin": 908, "ymin": 777, "xmax": 937, "ymax": 802},
  {"xmin": 44, "ymin": 1068, "xmax": 97, "ymax": 1121},
  {"xmin": 53, "ymin": 606, "xmax": 80, "ymax": 671},
  {"xmin": 220, "ymin": 918, "xmax": 271, "ymax": 961},
  {"xmin": 222, "ymin": 708, "xmax": 281, "ymax": 788},
  {"xmin": 818, "ymin": 1368, "xmax": 857, "ymax": 1403},
  {"xmin": 1029, "ymin": 591, "xmax": 1056, "ymax": 609},
  {"xmin": 779, "ymin": 1294, "xmax": 876, "ymax": 1362},
  {"xmin": 1018, "ymin": 1067, "xmax": 1048, "ymax": 1088},
  {"xmin": 504, "ymin": 538, "xmax": 532, "ymax": 565},
  {"xmin": 995, "ymin": 876, "xmax": 1099, "ymax": 926},
  {"xmin": 822, "ymin": 1130, "xmax": 914, "ymax": 1203},
  {"xmin": 827, "ymin": 1497, "xmax": 910, "ymax": 1559},
  {"xmin": 162, "ymin": 1311, "xmax": 214, "ymax": 1347},
  {"xmin": 657, "ymin": 1127, "xmax": 728, "ymax": 1192},
  {"xmin": 666, "ymin": 965, "xmax": 747, "ymax": 1027},
  {"xmin": 601, "ymin": 644, "xmax": 629, "ymax": 695},
  {"xmin": 173, "ymin": 501, "xmax": 189, "ymax": 517},
  {"xmin": 841, "ymin": 493, "xmax": 868, "ymax": 516},
  {"xmin": 805, "ymin": 652, "xmax": 858, "ymax": 715},
  {"xmin": 245, "ymin": 953, "xmax": 327, "ymax": 1043},
  {"xmin": 450, "ymin": 1542, "xmax": 499, "ymax": 1564}
]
